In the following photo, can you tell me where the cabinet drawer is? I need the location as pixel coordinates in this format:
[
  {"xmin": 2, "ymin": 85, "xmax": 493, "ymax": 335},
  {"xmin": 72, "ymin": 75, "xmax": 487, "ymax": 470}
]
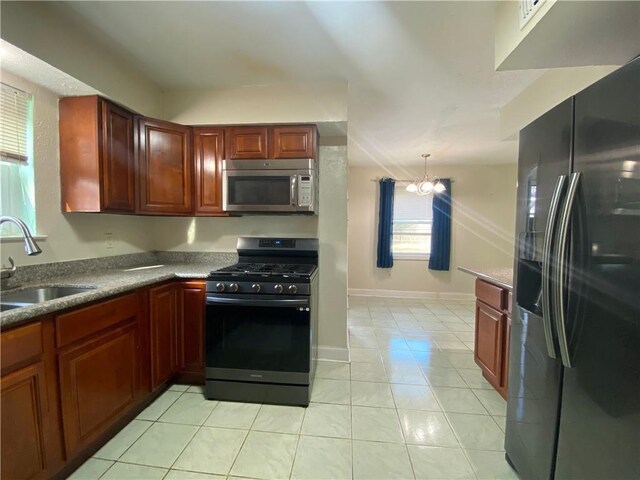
[
  {"xmin": 1, "ymin": 322, "xmax": 43, "ymax": 373},
  {"xmin": 475, "ymin": 279, "xmax": 505, "ymax": 310},
  {"xmin": 56, "ymin": 293, "xmax": 139, "ymax": 348}
]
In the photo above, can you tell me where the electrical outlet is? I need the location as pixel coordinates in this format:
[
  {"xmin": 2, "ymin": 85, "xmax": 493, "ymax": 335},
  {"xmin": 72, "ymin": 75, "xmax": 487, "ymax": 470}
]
[{"xmin": 105, "ymin": 232, "xmax": 113, "ymax": 249}]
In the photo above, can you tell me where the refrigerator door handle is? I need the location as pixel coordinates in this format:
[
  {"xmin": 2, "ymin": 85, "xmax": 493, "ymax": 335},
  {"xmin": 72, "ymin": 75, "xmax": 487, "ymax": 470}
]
[
  {"xmin": 552, "ymin": 172, "xmax": 582, "ymax": 368},
  {"xmin": 541, "ymin": 175, "xmax": 567, "ymax": 358}
]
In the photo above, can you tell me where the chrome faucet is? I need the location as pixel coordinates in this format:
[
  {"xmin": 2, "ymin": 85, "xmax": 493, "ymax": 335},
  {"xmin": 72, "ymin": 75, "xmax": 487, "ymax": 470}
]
[{"xmin": 1, "ymin": 215, "xmax": 42, "ymax": 280}]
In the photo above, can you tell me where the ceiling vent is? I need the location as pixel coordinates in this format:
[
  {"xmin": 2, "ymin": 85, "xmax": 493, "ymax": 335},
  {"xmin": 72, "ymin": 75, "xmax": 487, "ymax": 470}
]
[{"xmin": 519, "ymin": 0, "xmax": 545, "ymax": 29}]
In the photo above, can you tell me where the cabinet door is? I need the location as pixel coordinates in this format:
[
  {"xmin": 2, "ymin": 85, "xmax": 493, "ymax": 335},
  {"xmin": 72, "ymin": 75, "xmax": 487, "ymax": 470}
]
[
  {"xmin": 178, "ymin": 281, "xmax": 206, "ymax": 380},
  {"xmin": 474, "ymin": 301, "xmax": 504, "ymax": 387},
  {"xmin": 58, "ymin": 323, "xmax": 138, "ymax": 456},
  {"xmin": 150, "ymin": 284, "xmax": 180, "ymax": 389},
  {"xmin": 101, "ymin": 100, "xmax": 135, "ymax": 212},
  {"xmin": 194, "ymin": 128, "xmax": 225, "ymax": 215},
  {"xmin": 270, "ymin": 125, "xmax": 316, "ymax": 159},
  {"xmin": 137, "ymin": 118, "xmax": 193, "ymax": 214},
  {"xmin": 1, "ymin": 361, "xmax": 50, "ymax": 480},
  {"xmin": 225, "ymin": 126, "xmax": 268, "ymax": 159}
]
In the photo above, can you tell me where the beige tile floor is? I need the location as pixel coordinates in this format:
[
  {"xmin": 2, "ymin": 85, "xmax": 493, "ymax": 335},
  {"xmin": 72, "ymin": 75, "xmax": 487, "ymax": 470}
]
[{"xmin": 68, "ymin": 296, "xmax": 518, "ymax": 480}]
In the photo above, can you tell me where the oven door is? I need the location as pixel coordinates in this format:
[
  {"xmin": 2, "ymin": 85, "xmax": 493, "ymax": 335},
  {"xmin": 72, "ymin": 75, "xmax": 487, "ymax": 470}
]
[
  {"xmin": 205, "ymin": 294, "xmax": 311, "ymax": 384},
  {"xmin": 223, "ymin": 170, "xmax": 299, "ymax": 212}
]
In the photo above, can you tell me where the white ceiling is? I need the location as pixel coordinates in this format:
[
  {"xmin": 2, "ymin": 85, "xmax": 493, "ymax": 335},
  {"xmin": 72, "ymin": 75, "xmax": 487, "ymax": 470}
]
[{"xmin": 50, "ymin": 2, "xmax": 544, "ymax": 166}]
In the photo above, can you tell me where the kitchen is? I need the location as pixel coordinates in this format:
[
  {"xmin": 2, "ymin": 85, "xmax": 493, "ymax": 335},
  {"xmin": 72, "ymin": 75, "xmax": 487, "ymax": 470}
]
[{"xmin": 2, "ymin": 2, "xmax": 637, "ymax": 478}]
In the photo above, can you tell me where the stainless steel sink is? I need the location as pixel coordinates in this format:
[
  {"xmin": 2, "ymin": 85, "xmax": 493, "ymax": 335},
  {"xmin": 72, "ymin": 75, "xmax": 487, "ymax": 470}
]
[{"xmin": 0, "ymin": 286, "xmax": 97, "ymax": 310}]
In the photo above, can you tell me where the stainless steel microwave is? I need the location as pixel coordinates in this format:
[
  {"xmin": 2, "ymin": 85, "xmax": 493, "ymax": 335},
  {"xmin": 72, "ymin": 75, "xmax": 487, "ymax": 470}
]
[{"xmin": 222, "ymin": 159, "xmax": 317, "ymax": 214}]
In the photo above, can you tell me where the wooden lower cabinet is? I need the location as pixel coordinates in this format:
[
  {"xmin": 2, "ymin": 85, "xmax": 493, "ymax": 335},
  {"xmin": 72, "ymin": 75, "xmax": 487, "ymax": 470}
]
[
  {"xmin": 149, "ymin": 281, "xmax": 206, "ymax": 387},
  {"xmin": 177, "ymin": 281, "xmax": 206, "ymax": 383},
  {"xmin": 473, "ymin": 278, "xmax": 511, "ymax": 399},
  {"xmin": 149, "ymin": 283, "xmax": 181, "ymax": 389},
  {"xmin": 58, "ymin": 322, "xmax": 140, "ymax": 455},
  {"xmin": 474, "ymin": 301, "xmax": 505, "ymax": 387},
  {"xmin": 1, "ymin": 280, "xmax": 207, "ymax": 479},
  {"xmin": 1, "ymin": 320, "xmax": 63, "ymax": 480}
]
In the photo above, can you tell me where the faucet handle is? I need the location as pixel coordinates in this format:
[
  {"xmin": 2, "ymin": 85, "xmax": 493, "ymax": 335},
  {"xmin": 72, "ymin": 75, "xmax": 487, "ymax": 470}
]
[{"xmin": 1, "ymin": 256, "xmax": 17, "ymax": 279}]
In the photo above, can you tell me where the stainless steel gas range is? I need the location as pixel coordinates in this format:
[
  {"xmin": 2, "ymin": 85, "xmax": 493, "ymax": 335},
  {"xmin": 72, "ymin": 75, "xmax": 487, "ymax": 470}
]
[{"xmin": 205, "ymin": 237, "xmax": 319, "ymax": 406}]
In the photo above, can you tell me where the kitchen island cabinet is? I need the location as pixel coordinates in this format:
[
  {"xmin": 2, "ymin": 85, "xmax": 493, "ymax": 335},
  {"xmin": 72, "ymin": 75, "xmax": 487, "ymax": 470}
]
[{"xmin": 459, "ymin": 267, "xmax": 513, "ymax": 399}]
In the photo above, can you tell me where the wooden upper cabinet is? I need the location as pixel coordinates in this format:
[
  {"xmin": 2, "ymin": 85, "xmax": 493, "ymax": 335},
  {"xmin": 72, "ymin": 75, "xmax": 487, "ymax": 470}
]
[
  {"xmin": 137, "ymin": 118, "xmax": 193, "ymax": 214},
  {"xmin": 270, "ymin": 125, "xmax": 317, "ymax": 159},
  {"xmin": 60, "ymin": 96, "xmax": 135, "ymax": 213},
  {"xmin": 102, "ymin": 101, "xmax": 135, "ymax": 211},
  {"xmin": 225, "ymin": 126, "xmax": 268, "ymax": 159},
  {"xmin": 194, "ymin": 127, "xmax": 225, "ymax": 215}
]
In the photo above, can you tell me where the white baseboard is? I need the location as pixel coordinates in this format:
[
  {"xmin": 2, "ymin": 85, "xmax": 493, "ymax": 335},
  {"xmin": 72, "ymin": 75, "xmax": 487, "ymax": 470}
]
[
  {"xmin": 317, "ymin": 346, "xmax": 350, "ymax": 362},
  {"xmin": 348, "ymin": 288, "xmax": 475, "ymax": 301}
]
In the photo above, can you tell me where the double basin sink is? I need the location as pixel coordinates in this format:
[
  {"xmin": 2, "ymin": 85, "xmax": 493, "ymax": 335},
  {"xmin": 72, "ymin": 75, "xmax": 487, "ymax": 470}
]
[{"xmin": 0, "ymin": 286, "xmax": 96, "ymax": 312}]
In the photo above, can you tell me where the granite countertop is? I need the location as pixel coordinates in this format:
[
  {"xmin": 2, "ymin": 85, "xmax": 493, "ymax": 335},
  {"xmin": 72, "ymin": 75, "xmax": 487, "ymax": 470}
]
[
  {"xmin": 0, "ymin": 252, "xmax": 237, "ymax": 330},
  {"xmin": 458, "ymin": 266, "xmax": 514, "ymax": 291}
]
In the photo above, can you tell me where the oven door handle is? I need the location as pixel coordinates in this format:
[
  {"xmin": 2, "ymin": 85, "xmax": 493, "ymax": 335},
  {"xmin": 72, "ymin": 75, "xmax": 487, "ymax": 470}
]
[{"xmin": 206, "ymin": 295, "xmax": 310, "ymax": 308}]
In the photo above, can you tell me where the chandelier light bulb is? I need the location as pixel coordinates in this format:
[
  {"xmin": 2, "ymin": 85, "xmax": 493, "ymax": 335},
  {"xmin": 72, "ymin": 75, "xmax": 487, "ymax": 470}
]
[
  {"xmin": 406, "ymin": 183, "xmax": 418, "ymax": 193},
  {"xmin": 419, "ymin": 181, "xmax": 434, "ymax": 194},
  {"xmin": 434, "ymin": 182, "xmax": 446, "ymax": 193}
]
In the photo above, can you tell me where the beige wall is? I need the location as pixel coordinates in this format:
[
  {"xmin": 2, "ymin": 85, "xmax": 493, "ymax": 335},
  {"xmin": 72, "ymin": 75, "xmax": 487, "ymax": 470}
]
[
  {"xmin": 151, "ymin": 146, "xmax": 349, "ymax": 356},
  {"xmin": 163, "ymin": 82, "xmax": 348, "ymax": 125},
  {"xmin": 348, "ymin": 163, "xmax": 517, "ymax": 296},
  {"xmin": 0, "ymin": 1, "xmax": 163, "ymax": 117},
  {"xmin": 0, "ymin": 72, "xmax": 156, "ymax": 266}
]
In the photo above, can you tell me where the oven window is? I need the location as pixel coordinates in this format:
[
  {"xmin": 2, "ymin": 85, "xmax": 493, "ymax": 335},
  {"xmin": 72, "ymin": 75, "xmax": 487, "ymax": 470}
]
[
  {"xmin": 206, "ymin": 303, "xmax": 310, "ymax": 373},
  {"xmin": 228, "ymin": 176, "xmax": 291, "ymax": 206}
]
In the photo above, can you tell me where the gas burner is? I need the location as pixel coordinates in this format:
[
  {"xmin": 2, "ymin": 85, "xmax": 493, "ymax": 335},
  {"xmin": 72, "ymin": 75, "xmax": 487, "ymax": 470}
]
[{"xmin": 214, "ymin": 263, "xmax": 316, "ymax": 276}]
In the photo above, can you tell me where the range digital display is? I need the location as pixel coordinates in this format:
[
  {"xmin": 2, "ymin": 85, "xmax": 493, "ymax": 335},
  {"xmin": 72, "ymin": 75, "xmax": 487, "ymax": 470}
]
[{"xmin": 259, "ymin": 239, "xmax": 296, "ymax": 248}]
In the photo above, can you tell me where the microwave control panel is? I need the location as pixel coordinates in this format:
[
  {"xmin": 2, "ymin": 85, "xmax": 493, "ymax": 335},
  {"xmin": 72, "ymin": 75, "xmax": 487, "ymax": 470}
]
[{"xmin": 298, "ymin": 175, "xmax": 313, "ymax": 207}]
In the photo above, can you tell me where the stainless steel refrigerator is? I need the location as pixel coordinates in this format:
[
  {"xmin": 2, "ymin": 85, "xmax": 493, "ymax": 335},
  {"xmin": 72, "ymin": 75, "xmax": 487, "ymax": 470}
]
[{"xmin": 505, "ymin": 57, "xmax": 640, "ymax": 479}]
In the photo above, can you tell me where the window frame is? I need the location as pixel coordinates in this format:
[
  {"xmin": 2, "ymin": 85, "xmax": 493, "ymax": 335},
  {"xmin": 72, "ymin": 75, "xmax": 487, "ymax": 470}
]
[
  {"xmin": 0, "ymin": 82, "xmax": 37, "ymax": 237},
  {"xmin": 391, "ymin": 185, "xmax": 433, "ymax": 261}
]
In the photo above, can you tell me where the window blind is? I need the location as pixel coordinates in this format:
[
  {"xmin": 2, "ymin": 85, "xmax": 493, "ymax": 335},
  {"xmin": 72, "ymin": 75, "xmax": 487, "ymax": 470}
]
[{"xmin": 0, "ymin": 83, "xmax": 31, "ymax": 164}]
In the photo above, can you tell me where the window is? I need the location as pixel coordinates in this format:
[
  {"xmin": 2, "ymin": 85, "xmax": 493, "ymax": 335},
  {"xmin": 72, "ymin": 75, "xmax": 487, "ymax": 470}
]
[
  {"xmin": 392, "ymin": 185, "xmax": 432, "ymax": 259},
  {"xmin": 0, "ymin": 83, "xmax": 36, "ymax": 235}
]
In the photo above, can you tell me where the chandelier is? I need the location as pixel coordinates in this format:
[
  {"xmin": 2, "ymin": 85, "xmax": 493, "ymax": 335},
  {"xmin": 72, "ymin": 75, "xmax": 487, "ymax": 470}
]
[{"xmin": 405, "ymin": 154, "xmax": 446, "ymax": 195}]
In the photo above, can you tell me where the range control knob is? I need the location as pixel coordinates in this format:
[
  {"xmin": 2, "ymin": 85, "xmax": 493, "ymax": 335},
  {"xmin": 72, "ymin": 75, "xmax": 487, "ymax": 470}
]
[
  {"xmin": 274, "ymin": 284, "xmax": 284, "ymax": 294},
  {"xmin": 215, "ymin": 282, "xmax": 225, "ymax": 292},
  {"xmin": 288, "ymin": 285, "xmax": 298, "ymax": 294},
  {"xmin": 252, "ymin": 283, "xmax": 261, "ymax": 293},
  {"xmin": 229, "ymin": 283, "xmax": 239, "ymax": 293}
]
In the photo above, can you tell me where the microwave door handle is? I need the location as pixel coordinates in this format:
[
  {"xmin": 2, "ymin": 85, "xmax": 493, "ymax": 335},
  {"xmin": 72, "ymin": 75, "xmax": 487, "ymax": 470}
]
[{"xmin": 291, "ymin": 175, "xmax": 298, "ymax": 207}]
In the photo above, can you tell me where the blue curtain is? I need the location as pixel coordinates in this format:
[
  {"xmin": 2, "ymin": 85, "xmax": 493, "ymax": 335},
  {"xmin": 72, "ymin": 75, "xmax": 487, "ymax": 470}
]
[
  {"xmin": 429, "ymin": 179, "xmax": 452, "ymax": 271},
  {"xmin": 377, "ymin": 178, "xmax": 395, "ymax": 268}
]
